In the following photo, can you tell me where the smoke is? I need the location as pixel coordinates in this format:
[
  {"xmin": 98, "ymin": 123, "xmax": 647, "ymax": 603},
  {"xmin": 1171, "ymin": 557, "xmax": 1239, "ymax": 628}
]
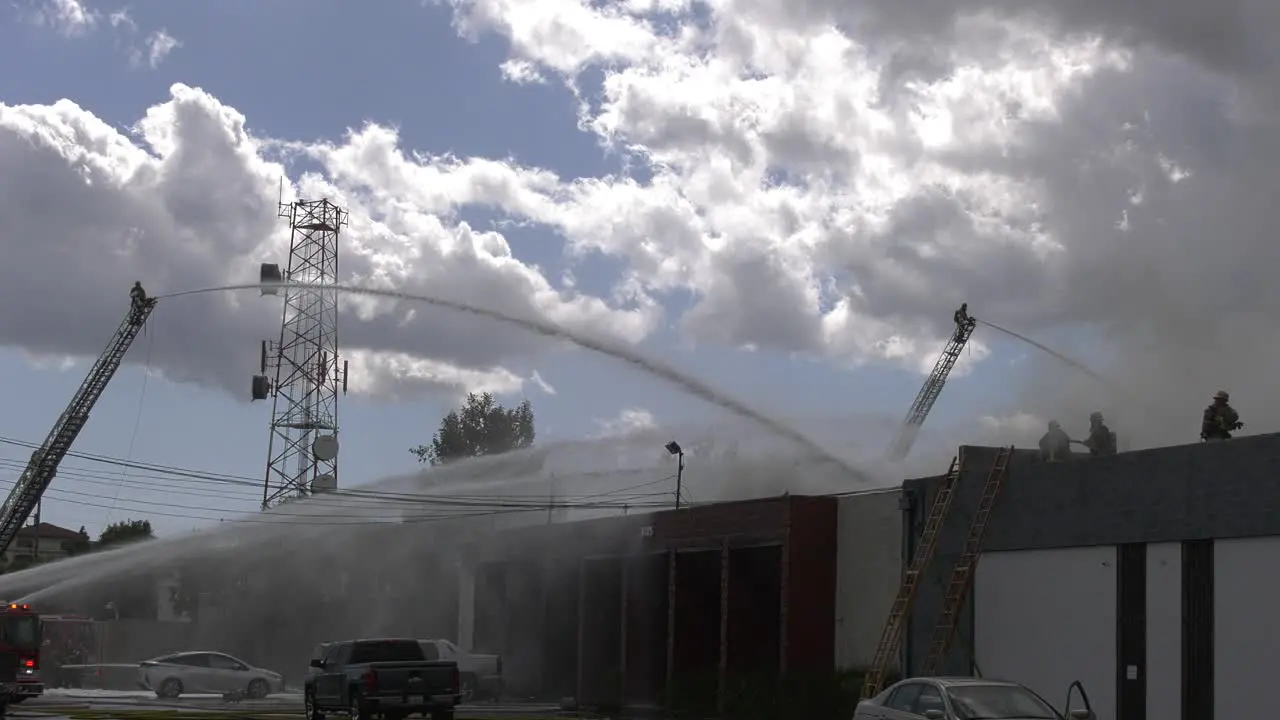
[
  {"xmin": 0, "ymin": 422, "xmax": 914, "ymax": 681},
  {"xmin": 865, "ymin": 2, "xmax": 1280, "ymax": 451}
]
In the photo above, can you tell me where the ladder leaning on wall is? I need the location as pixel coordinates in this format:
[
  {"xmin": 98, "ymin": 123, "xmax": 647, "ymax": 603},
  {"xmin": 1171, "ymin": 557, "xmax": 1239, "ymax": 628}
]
[{"xmin": 859, "ymin": 446, "xmax": 1014, "ymax": 700}]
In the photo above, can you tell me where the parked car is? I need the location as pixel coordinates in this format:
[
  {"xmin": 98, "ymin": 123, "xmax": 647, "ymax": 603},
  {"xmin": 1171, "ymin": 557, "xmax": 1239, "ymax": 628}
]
[
  {"xmin": 853, "ymin": 677, "xmax": 1094, "ymax": 720},
  {"xmin": 137, "ymin": 651, "xmax": 284, "ymax": 699},
  {"xmin": 305, "ymin": 638, "xmax": 460, "ymax": 720},
  {"xmin": 417, "ymin": 640, "xmax": 502, "ymax": 701}
]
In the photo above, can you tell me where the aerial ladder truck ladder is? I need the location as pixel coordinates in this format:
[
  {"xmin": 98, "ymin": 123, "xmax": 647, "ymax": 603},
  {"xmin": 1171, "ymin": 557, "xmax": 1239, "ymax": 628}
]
[
  {"xmin": 886, "ymin": 312, "xmax": 977, "ymax": 463},
  {"xmin": 0, "ymin": 292, "xmax": 157, "ymax": 557},
  {"xmin": 860, "ymin": 446, "xmax": 1014, "ymax": 700}
]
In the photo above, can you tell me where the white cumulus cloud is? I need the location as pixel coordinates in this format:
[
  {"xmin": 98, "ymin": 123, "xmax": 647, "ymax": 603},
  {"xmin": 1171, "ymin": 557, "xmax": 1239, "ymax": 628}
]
[{"xmin": 6, "ymin": 0, "xmax": 1280, "ymax": 450}]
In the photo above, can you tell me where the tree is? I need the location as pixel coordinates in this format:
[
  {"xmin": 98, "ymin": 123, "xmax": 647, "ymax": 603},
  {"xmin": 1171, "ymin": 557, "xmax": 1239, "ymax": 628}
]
[
  {"xmin": 410, "ymin": 392, "xmax": 535, "ymax": 465},
  {"xmin": 98, "ymin": 519, "xmax": 154, "ymax": 549}
]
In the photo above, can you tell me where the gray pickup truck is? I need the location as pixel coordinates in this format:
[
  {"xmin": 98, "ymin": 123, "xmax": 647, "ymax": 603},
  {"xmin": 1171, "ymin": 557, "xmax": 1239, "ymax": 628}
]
[{"xmin": 305, "ymin": 639, "xmax": 460, "ymax": 720}]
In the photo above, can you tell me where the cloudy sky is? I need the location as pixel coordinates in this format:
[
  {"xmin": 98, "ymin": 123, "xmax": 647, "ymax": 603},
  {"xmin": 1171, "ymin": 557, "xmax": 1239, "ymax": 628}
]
[{"xmin": 1, "ymin": 0, "xmax": 1276, "ymax": 537}]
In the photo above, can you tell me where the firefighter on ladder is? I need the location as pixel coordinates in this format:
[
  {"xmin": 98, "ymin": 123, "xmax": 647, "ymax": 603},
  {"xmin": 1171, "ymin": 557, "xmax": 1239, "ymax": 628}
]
[
  {"xmin": 952, "ymin": 303, "xmax": 974, "ymax": 342},
  {"xmin": 129, "ymin": 281, "xmax": 152, "ymax": 323},
  {"xmin": 1202, "ymin": 391, "xmax": 1243, "ymax": 441}
]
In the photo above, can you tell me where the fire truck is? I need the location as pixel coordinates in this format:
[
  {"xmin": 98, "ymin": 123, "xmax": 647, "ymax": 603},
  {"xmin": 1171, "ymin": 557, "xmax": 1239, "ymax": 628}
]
[
  {"xmin": 0, "ymin": 602, "xmax": 44, "ymax": 712},
  {"xmin": 38, "ymin": 614, "xmax": 95, "ymax": 689}
]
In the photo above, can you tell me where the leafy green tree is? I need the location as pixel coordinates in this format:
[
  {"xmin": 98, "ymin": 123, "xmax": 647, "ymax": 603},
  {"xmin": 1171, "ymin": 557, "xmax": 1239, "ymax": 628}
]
[
  {"xmin": 98, "ymin": 519, "xmax": 154, "ymax": 549},
  {"xmin": 411, "ymin": 392, "xmax": 535, "ymax": 465}
]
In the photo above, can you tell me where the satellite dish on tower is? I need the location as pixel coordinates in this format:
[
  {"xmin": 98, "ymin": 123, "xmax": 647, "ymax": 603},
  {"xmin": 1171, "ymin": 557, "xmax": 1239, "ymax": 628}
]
[
  {"xmin": 312, "ymin": 434, "xmax": 339, "ymax": 462},
  {"xmin": 259, "ymin": 263, "xmax": 283, "ymax": 296},
  {"xmin": 312, "ymin": 473, "xmax": 337, "ymax": 494}
]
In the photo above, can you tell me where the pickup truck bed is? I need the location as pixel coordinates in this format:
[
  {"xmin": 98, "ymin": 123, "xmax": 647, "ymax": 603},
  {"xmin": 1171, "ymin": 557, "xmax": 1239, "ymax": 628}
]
[{"xmin": 306, "ymin": 639, "xmax": 459, "ymax": 720}]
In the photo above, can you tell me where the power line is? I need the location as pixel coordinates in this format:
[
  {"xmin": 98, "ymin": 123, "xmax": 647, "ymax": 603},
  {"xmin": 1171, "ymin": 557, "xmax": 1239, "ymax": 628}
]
[
  {"xmin": 0, "ymin": 459, "xmax": 674, "ymax": 522},
  {"xmin": 0, "ymin": 436, "xmax": 258, "ymax": 484},
  {"xmin": 0, "ymin": 460, "xmax": 678, "ymax": 529},
  {"xmin": 6, "ymin": 482, "xmax": 676, "ymax": 527},
  {"xmin": 0, "ymin": 431, "xmax": 688, "ymax": 510},
  {"xmin": 106, "ymin": 325, "xmax": 156, "ymax": 525},
  {"xmin": 0, "ymin": 436, "xmax": 672, "ymax": 504},
  {"xmin": 0, "ymin": 458, "xmax": 673, "ymax": 512}
]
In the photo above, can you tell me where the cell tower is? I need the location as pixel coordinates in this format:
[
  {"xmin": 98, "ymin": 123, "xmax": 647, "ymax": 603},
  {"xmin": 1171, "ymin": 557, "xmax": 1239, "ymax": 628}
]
[{"xmin": 251, "ymin": 198, "xmax": 349, "ymax": 509}]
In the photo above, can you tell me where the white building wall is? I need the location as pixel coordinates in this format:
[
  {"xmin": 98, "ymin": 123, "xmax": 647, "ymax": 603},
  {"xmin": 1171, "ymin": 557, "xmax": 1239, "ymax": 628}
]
[
  {"xmin": 834, "ymin": 490, "xmax": 903, "ymax": 669},
  {"xmin": 1145, "ymin": 543, "xmax": 1181, "ymax": 720},
  {"xmin": 974, "ymin": 546, "xmax": 1117, "ymax": 720},
  {"xmin": 1214, "ymin": 536, "xmax": 1280, "ymax": 719}
]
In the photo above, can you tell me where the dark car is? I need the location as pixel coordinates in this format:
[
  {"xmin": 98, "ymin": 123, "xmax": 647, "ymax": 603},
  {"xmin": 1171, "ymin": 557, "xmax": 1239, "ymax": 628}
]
[{"xmin": 305, "ymin": 638, "xmax": 460, "ymax": 720}]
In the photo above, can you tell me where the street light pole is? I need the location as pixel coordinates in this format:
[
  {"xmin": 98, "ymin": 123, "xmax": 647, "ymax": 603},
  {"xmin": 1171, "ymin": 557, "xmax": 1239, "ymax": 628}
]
[
  {"xmin": 665, "ymin": 441, "xmax": 685, "ymax": 510},
  {"xmin": 675, "ymin": 451, "xmax": 686, "ymax": 509}
]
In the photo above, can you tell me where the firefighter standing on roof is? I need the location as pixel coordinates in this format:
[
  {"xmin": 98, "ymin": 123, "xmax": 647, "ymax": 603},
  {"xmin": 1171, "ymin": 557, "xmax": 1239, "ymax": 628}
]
[
  {"xmin": 1039, "ymin": 420, "xmax": 1071, "ymax": 461},
  {"xmin": 1202, "ymin": 391, "xmax": 1243, "ymax": 441},
  {"xmin": 1083, "ymin": 412, "xmax": 1117, "ymax": 456}
]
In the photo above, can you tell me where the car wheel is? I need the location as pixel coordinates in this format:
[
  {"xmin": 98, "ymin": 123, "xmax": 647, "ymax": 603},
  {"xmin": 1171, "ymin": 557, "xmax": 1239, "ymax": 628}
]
[
  {"xmin": 247, "ymin": 679, "xmax": 269, "ymax": 699},
  {"xmin": 157, "ymin": 678, "xmax": 183, "ymax": 699},
  {"xmin": 305, "ymin": 691, "xmax": 325, "ymax": 720}
]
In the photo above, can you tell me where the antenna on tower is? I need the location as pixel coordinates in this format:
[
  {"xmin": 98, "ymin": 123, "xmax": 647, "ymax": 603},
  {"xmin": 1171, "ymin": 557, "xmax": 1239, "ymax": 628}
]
[{"xmin": 250, "ymin": 197, "xmax": 349, "ymax": 509}]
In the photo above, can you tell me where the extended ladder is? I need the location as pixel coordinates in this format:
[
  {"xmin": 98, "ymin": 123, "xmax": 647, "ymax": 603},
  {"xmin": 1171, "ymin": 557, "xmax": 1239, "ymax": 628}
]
[
  {"xmin": 920, "ymin": 445, "xmax": 1014, "ymax": 675},
  {"xmin": 886, "ymin": 318, "xmax": 977, "ymax": 462},
  {"xmin": 860, "ymin": 455, "xmax": 963, "ymax": 700},
  {"xmin": 0, "ymin": 297, "xmax": 158, "ymax": 556}
]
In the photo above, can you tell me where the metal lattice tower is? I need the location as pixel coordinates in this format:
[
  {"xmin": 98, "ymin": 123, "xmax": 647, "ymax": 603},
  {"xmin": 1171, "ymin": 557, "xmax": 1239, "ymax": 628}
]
[{"xmin": 253, "ymin": 198, "xmax": 349, "ymax": 509}]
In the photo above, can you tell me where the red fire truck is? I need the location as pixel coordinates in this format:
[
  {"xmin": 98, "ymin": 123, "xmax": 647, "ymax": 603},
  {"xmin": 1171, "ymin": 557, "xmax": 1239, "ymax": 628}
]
[
  {"xmin": 39, "ymin": 614, "xmax": 95, "ymax": 689},
  {"xmin": 0, "ymin": 602, "xmax": 44, "ymax": 712}
]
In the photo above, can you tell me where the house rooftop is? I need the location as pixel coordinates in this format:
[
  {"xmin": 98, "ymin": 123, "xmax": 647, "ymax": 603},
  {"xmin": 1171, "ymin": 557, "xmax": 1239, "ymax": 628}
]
[{"xmin": 15, "ymin": 523, "xmax": 84, "ymax": 541}]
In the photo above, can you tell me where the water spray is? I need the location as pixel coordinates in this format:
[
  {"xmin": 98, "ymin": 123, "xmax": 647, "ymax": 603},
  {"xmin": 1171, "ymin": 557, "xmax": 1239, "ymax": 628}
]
[
  {"xmin": 159, "ymin": 281, "xmax": 870, "ymax": 483},
  {"xmin": 977, "ymin": 320, "xmax": 1121, "ymax": 392}
]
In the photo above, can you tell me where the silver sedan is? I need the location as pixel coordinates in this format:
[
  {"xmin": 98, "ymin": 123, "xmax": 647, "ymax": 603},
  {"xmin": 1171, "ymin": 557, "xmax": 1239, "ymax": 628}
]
[
  {"xmin": 853, "ymin": 677, "xmax": 1093, "ymax": 720},
  {"xmin": 138, "ymin": 651, "xmax": 284, "ymax": 699}
]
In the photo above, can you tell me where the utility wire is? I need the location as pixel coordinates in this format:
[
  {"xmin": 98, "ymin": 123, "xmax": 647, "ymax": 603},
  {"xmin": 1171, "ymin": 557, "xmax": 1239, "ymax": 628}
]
[
  {"xmin": 0, "ymin": 434, "xmax": 678, "ymax": 503},
  {"xmin": 106, "ymin": 327, "xmax": 155, "ymax": 525},
  {"xmin": 0, "ymin": 461, "xmax": 679, "ymax": 528},
  {"xmin": 0, "ymin": 474, "xmax": 674, "ymax": 518},
  {"xmin": 0, "ymin": 436, "xmax": 674, "ymax": 505},
  {"xmin": 0, "ymin": 459, "xmax": 677, "ymax": 520},
  {"xmin": 1, "ymin": 482, "xmax": 678, "ymax": 527}
]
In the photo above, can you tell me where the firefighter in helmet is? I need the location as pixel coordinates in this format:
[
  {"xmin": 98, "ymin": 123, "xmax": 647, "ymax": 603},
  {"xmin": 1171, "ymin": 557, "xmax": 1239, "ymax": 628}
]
[
  {"xmin": 952, "ymin": 303, "xmax": 974, "ymax": 342},
  {"xmin": 1039, "ymin": 420, "xmax": 1071, "ymax": 462},
  {"xmin": 1083, "ymin": 411, "xmax": 1117, "ymax": 456},
  {"xmin": 129, "ymin": 281, "xmax": 147, "ymax": 309},
  {"xmin": 1202, "ymin": 391, "xmax": 1243, "ymax": 441}
]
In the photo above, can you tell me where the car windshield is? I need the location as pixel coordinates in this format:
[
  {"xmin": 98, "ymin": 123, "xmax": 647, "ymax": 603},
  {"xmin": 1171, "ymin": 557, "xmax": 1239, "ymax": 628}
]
[{"xmin": 948, "ymin": 684, "xmax": 1059, "ymax": 720}]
